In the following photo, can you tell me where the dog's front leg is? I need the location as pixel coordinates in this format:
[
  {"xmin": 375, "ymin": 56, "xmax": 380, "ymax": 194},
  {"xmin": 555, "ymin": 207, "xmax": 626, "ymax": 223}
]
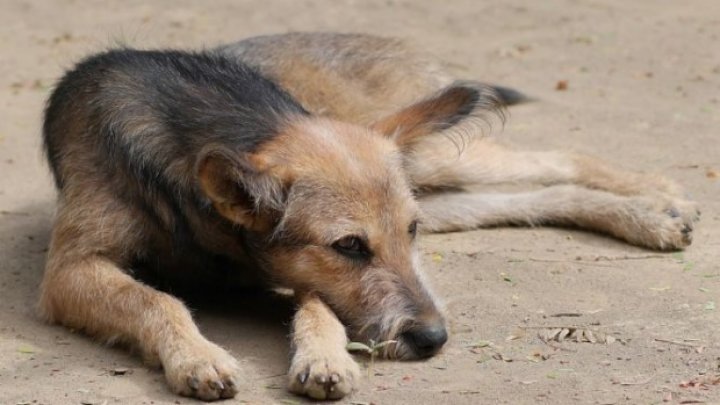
[
  {"xmin": 40, "ymin": 254, "xmax": 241, "ymax": 400},
  {"xmin": 288, "ymin": 293, "xmax": 360, "ymax": 400}
]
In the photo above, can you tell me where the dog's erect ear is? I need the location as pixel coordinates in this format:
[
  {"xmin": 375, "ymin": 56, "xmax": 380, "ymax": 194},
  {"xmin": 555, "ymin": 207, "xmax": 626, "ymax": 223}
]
[
  {"xmin": 370, "ymin": 82, "xmax": 502, "ymax": 148},
  {"xmin": 196, "ymin": 146, "xmax": 284, "ymax": 232}
]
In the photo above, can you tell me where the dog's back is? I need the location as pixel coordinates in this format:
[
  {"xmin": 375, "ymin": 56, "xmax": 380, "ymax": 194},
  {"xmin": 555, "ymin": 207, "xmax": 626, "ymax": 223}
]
[
  {"xmin": 220, "ymin": 32, "xmax": 526, "ymax": 126},
  {"xmin": 218, "ymin": 33, "xmax": 454, "ymax": 124}
]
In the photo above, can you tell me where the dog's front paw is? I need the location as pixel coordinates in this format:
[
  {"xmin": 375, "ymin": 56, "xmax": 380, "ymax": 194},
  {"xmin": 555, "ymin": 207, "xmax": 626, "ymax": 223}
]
[
  {"xmin": 163, "ymin": 340, "xmax": 241, "ymax": 401},
  {"xmin": 288, "ymin": 348, "xmax": 360, "ymax": 400}
]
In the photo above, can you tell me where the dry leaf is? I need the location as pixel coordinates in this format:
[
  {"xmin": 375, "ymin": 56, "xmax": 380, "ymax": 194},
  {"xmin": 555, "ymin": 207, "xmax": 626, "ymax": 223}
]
[
  {"xmin": 491, "ymin": 352, "xmax": 513, "ymax": 362},
  {"xmin": 506, "ymin": 328, "xmax": 525, "ymax": 341},
  {"xmin": 17, "ymin": 345, "xmax": 36, "ymax": 354},
  {"xmin": 536, "ymin": 327, "xmax": 615, "ymax": 344},
  {"xmin": 80, "ymin": 400, "xmax": 107, "ymax": 405},
  {"xmin": 467, "ymin": 340, "xmax": 492, "ymax": 348}
]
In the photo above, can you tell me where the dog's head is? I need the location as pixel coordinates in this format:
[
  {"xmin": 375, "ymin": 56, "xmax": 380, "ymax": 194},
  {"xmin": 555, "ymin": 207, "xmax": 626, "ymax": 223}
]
[{"xmin": 197, "ymin": 83, "xmax": 499, "ymax": 359}]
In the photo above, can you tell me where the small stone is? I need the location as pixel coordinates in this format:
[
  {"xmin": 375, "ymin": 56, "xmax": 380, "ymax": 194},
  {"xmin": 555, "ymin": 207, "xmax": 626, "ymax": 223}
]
[{"xmin": 110, "ymin": 367, "xmax": 129, "ymax": 376}]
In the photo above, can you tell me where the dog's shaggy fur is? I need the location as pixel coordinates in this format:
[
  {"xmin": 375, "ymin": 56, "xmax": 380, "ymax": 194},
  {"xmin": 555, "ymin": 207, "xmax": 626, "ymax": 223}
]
[{"xmin": 40, "ymin": 32, "xmax": 698, "ymax": 401}]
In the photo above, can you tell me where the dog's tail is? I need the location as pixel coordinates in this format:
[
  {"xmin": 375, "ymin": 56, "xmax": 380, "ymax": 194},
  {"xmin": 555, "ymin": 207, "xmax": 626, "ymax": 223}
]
[{"xmin": 489, "ymin": 85, "xmax": 532, "ymax": 106}]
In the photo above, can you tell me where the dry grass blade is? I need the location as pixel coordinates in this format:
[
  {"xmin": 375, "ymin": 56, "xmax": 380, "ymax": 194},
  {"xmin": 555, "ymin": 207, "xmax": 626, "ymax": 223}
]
[
  {"xmin": 654, "ymin": 338, "xmax": 702, "ymax": 348},
  {"xmin": 613, "ymin": 374, "xmax": 655, "ymax": 385},
  {"xmin": 533, "ymin": 326, "xmax": 615, "ymax": 344}
]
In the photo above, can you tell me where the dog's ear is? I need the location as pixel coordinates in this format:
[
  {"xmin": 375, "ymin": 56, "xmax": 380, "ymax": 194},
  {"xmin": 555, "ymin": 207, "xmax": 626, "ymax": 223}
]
[
  {"xmin": 370, "ymin": 82, "xmax": 501, "ymax": 148},
  {"xmin": 196, "ymin": 146, "xmax": 284, "ymax": 232}
]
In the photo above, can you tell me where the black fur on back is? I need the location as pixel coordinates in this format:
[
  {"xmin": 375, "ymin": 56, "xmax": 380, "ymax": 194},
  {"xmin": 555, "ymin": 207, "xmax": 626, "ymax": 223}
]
[{"xmin": 43, "ymin": 48, "xmax": 308, "ymax": 192}]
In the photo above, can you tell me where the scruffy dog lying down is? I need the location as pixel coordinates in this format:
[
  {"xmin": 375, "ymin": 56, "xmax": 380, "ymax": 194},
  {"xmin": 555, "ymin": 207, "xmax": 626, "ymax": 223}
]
[{"xmin": 40, "ymin": 32, "xmax": 698, "ymax": 400}]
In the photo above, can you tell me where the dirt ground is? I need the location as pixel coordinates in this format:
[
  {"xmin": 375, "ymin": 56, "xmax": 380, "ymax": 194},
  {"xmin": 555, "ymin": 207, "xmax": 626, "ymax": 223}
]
[{"xmin": 1, "ymin": 0, "xmax": 719, "ymax": 404}]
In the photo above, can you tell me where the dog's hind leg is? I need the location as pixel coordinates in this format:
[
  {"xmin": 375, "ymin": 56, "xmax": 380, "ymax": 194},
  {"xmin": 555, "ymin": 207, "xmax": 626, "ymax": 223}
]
[
  {"xmin": 418, "ymin": 185, "xmax": 694, "ymax": 250},
  {"xmin": 38, "ymin": 193, "xmax": 241, "ymax": 400},
  {"xmin": 287, "ymin": 293, "xmax": 360, "ymax": 400},
  {"xmin": 407, "ymin": 136, "xmax": 686, "ymax": 198}
]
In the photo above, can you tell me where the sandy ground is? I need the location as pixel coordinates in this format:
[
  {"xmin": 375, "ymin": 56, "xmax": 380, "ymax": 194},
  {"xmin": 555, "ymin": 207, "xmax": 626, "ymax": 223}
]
[{"xmin": 1, "ymin": 0, "xmax": 719, "ymax": 404}]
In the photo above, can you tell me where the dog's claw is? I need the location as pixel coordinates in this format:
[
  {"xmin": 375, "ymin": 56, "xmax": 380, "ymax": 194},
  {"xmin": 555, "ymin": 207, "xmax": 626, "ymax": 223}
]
[
  {"xmin": 298, "ymin": 369, "xmax": 309, "ymax": 385},
  {"xmin": 209, "ymin": 380, "xmax": 224, "ymax": 391},
  {"xmin": 330, "ymin": 373, "xmax": 340, "ymax": 384},
  {"xmin": 666, "ymin": 207, "xmax": 681, "ymax": 218},
  {"xmin": 187, "ymin": 376, "xmax": 200, "ymax": 391}
]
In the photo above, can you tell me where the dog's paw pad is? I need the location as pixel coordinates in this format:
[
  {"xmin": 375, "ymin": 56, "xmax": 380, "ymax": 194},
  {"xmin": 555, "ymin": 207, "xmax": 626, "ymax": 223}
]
[
  {"xmin": 288, "ymin": 351, "xmax": 360, "ymax": 400},
  {"xmin": 164, "ymin": 342, "xmax": 241, "ymax": 400}
]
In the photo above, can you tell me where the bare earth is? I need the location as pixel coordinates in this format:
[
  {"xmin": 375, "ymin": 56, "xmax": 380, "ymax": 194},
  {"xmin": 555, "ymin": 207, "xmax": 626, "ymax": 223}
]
[{"xmin": 1, "ymin": 1, "xmax": 719, "ymax": 404}]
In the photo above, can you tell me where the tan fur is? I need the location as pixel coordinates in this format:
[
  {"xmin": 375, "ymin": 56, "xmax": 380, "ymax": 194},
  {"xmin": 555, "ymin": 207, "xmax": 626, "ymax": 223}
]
[
  {"xmin": 418, "ymin": 186, "xmax": 694, "ymax": 250},
  {"xmin": 39, "ymin": 186, "xmax": 241, "ymax": 400},
  {"xmin": 247, "ymin": 118, "xmax": 440, "ymax": 351},
  {"xmin": 370, "ymin": 85, "xmax": 487, "ymax": 147},
  {"xmin": 42, "ymin": 102, "xmax": 448, "ymax": 400},
  {"xmin": 40, "ymin": 33, "xmax": 700, "ymax": 403},
  {"xmin": 224, "ymin": 32, "xmax": 699, "ymax": 251},
  {"xmin": 288, "ymin": 293, "xmax": 360, "ymax": 399},
  {"xmin": 219, "ymin": 33, "xmax": 453, "ymax": 125}
]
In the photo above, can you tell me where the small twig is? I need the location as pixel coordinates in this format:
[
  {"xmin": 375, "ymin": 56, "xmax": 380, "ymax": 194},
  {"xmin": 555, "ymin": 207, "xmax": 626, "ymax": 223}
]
[
  {"xmin": 519, "ymin": 325, "xmax": 608, "ymax": 330},
  {"xmin": 528, "ymin": 258, "xmax": 615, "ymax": 268},
  {"xmin": 528, "ymin": 254, "xmax": 667, "ymax": 268},
  {"xmin": 654, "ymin": 338, "xmax": 702, "ymax": 348},
  {"xmin": 593, "ymin": 254, "xmax": 665, "ymax": 261},
  {"xmin": 549, "ymin": 313, "xmax": 583, "ymax": 317},
  {"xmin": 0, "ymin": 210, "xmax": 31, "ymax": 216},
  {"xmin": 615, "ymin": 374, "xmax": 655, "ymax": 386}
]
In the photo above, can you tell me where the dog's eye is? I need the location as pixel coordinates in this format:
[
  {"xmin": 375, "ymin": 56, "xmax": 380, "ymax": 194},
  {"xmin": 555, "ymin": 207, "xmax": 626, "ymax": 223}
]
[
  {"xmin": 332, "ymin": 236, "xmax": 370, "ymax": 259},
  {"xmin": 408, "ymin": 220, "xmax": 418, "ymax": 239}
]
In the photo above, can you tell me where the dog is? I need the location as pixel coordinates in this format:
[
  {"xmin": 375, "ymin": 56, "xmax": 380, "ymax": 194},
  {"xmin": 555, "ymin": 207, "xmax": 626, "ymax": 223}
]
[{"xmin": 40, "ymin": 32, "xmax": 698, "ymax": 401}]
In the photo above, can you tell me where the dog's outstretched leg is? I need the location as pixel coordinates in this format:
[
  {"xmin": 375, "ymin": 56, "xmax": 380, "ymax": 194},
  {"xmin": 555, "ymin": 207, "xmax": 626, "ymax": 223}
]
[
  {"xmin": 418, "ymin": 185, "xmax": 695, "ymax": 250},
  {"xmin": 39, "ymin": 198, "xmax": 241, "ymax": 400},
  {"xmin": 407, "ymin": 137, "xmax": 686, "ymax": 198},
  {"xmin": 288, "ymin": 293, "xmax": 360, "ymax": 400}
]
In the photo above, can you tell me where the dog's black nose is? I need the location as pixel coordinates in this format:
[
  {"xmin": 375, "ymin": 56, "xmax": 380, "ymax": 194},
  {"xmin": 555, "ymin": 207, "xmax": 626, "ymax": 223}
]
[{"xmin": 403, "ymin": 324, "xmax": 448, "ymax": 358}]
